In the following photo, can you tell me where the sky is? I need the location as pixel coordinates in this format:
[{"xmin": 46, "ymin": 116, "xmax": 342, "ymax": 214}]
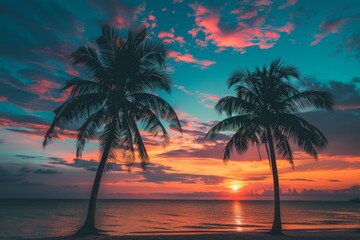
[{"xmin": 0, "ymin": 0, "xmax": 359, "ymax": 200}]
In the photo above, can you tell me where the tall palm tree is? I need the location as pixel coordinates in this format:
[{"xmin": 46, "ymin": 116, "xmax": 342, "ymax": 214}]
[
  {"xmin": 43, "ymin": 25, "xmax": 182, "ymax": 236},
  {"xmin": 205, "ymin": 59, "xmax": 334, "ymax": 234}
]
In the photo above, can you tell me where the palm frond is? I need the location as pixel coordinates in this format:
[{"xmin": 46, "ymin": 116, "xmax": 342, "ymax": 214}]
[
  {"xmin": 70, "ymin": 46, "xmax": 109, "ymax": 82},
  {"xmin": 272, "ymin": 127, "xmax": 294, "ymax": 169},
  {"xmin": 223, "ymin": 121, "xmax": 259, "ymax": 161},
  {"xmin": 128, "ymin": 102, "xmax": 170, "ymax": 146},
  {"xmin": 61, "ymin": 78, "xmax": 110, "ymax": 97},
  {"xmin": 43, "ymin": 93, "xmax": 106, "ymax": 147},
  {"xmin": 227, "ymin": 68, "xmax": 261, "ymax": 96},
  {"xmin": 128, "ymin": 68, "xmax": 172, "ymax": 93},
  {"xmin": 281, "ymin": 90, "xmax": 334, "ymax": 113},
  {"xmin": 127, "ymin": 114, "xmax": 150, "ymax": 169},
  {"xmin": 118, "ymin": 112, "xmax": 136, "ymax": 168},
  {"xmin": 205, "ymin": 115, "xmax": 253, "ymax": 140},
  {"xmin": 276, "ymin": 114, "xmax": 328, "ymax": 159},
  {"xmin": 215, "ymin": 95, "xmax": 258, "ymax": 116},
  {"xmin": 76, "ymin": 107, "xmax": 107, "ymax": 157},
  {"xmin": 96, "ymin": 24, "xmax": 124, "ymax": 69},
  {"xmin": 98, "ymin": 116, "xmax": 121, "ymax": 161},
  {"xmin": 132, "ymin": 93, "xmax": 182, "ymax": 133}
]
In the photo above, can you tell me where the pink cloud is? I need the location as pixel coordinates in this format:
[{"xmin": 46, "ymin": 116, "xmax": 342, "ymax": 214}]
[
  {"xmin": 158, "ymin": 28, "xmax": 175, "ymax": 39},
  {"xmin": 335, "ymin": 104, "xmax": 360, "ymax": 110},
  {"xmin": 66, "ymin": 68, "xmax": 79, "ymax": 76},
  {"xmin": 115, "ymin": 16, "xmax": 128, "ymax": 29},
  {"xmin": 278, "ymin": 0, "xmax": 297, "ymax": 10},
  {"xmin": 158, "ymin": 29, "xmax": 185, "ymax": 45},
  {"xmin": 0, "ymin": 96, "xmax": 8, "ymax": 102},
  {"xmin": 310, "ymin": 33, "xmax": 326, "ymax": 46},
  {"xmin": 189, "ymin": 3, "xmax": 208, "ymax": 15},
  {"xmin": 0, "ymin": 116, "xmax": 77, "ymax": 140},
  {"xmin": 188, "ymin": 28, "xmax": 199, "ymax": 37},
  {"xmin": 174, "ymin": 85, "xmax": 220, "ymax": 108},
  {"xmin": 276, "ymin": 22, "xmax": 295, "ymax": 34},
  {"xmin": 189, "ymin": 3, "xmax": 295, "ymax": 51},
  {"xmin": 175, "ymin": 36, "xmax": 185, "ymax": 44},
  {"xmin": 28, "ymin": 80, "xmax": 61, "ymax": 95},
  {"xmin": 175, "ymin": 85, "xmax": 192, "ymax": 94},
  {"xmin": 26, "ymin": 80, "xmax": 71, "ymax": 103},
  {"xmin": 253, "ymin": 0, "xmax": 273, "ymax": 6},
  {"xmin": 311, "ymin": 14, "xmax": 360, "ymax": 46},
  {"xmin": 196, "ymin": 39, "xmax": 208, "ymax": 47},
  {"xmin": 238, "ymin": 10, "xmax": 258, "ymax": 20},
  {"xmin": 201, "ymin": 94, "xmax": 220, "ymax": 102},
  {"xmin": 146, "ymin": 13, "xmax": 157, "ymax": 29},
  {"xmin": 149, "ymin": 14, "xmax": 156, "ymax": 21},
  {"xmin": 168, "ymin": 51, "xmax": 215, "ymax": 68},
  {"xmin": 197, "ymin": 91, "xmax": 220, "ymax": 108}
]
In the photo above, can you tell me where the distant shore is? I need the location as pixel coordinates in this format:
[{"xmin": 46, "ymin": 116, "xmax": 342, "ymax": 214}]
[{"xmin": 41, "ymin": 229, "xmax": 359, "ymax": 240}]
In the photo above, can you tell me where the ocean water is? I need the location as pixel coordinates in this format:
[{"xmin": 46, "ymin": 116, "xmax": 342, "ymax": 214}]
[{"xmin": 0, "ymin": 200, "xmax": 359, "ymax": 238}]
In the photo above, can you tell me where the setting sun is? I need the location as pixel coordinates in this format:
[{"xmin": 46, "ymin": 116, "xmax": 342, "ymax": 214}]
[{"xmin": 231, "ymin": 185, "xmax": 240, "ymax": 191}]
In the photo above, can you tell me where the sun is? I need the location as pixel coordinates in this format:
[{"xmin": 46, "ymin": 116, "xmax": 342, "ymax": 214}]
[{"xmin": 231, "ymin": 185, "xmax": 239, "ymax": 191}]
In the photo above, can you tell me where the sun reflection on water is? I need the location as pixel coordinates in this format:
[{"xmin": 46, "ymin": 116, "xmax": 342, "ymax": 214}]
[{"xmin": 232, "ymin": 200, "xmax": 243, "ymax": 231}]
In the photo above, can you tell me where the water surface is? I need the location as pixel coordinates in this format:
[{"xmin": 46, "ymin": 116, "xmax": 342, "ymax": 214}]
[{"xmin": 0, "ymin": 200, "xmax": 359, "ymax": 238}]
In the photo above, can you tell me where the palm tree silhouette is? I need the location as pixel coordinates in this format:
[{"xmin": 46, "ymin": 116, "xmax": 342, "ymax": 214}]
[
  {"xmin": 205, "ymin": 59, "xmax": 334, "ymax": 234},
  {"xmin": 43, "ymin": 25, "xmax": 182, "ymax": 236}
]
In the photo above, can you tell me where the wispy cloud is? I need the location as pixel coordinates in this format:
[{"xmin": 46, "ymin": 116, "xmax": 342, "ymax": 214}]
[
  {"xmin": 168, "ymin": 51, "xmax": 215, "ymax": 68},
  {"xmin": 311, "ymin": 14, "xmax": 360, "ymax": 46}
]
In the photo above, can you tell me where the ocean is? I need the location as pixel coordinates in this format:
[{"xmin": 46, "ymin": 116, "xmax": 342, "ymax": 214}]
[{"xmin": 0, "ymin": 200, "xmax": 359, "ymax": 238}]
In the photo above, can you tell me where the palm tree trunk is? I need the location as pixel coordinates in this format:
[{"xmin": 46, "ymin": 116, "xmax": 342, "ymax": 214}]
[
  {"xmin": 267, "ymin": 127, "xmax": 282, "ymax": 234},
  {"xmin": 74, "ymin": 141, "xmax": 112, "ymax": 236}
]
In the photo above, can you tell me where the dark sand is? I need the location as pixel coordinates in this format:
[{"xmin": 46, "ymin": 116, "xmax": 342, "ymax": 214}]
[{"xmin": 42, "ymin": 229, "xmax": 360, "ymax": 240}]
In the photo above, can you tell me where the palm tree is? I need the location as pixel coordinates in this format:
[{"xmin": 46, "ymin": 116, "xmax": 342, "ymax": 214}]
[
  {"xmin": 205, "ymin": 59, "xmax": 334, "ymax": 234},
  {"xmin": 43, "ymin": 25, "xmax": 182, "ymax": 236}
]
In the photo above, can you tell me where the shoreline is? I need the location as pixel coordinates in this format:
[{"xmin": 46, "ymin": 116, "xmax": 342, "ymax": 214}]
[{"xmin": 36, "ymin": 229, "xmax": 359, "ymax": 240}]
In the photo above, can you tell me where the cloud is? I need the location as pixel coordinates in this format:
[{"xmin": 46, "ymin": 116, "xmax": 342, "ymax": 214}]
[
  {"xmin": 189, "ymin": 2, "xmax": 295, "ymax": 51},
  {"xmin": 296, "ymin": 77, "xmax": 360, "ymax": 155},
  {"xmin": 49, "ymin": 157, "xmax": 123, "ymax": 172},
  {"xmin": 88, "ymin": 0, "xmax": 145, "ymax": 29},
  {"xmin": 168, "ymin": 51, "xmax": 215, "ymax": 68},
  {"xmin": 158, "ymin": 28, "xmax": 175, "ymax": 38},
  {"xmin": 157, "ymin": 28, "xmax": 185, "ymax": 46},
  {"xmin": 311, "ymin": 14, "xmax": 360, "ymax": 46},
  {"xmin": 338, "ymin": 33, "xmax": 360, "ymax": 60},
  {"xmin": 0, "ymin": 68, "xmax": 71, "ymax": 111},
  {"xmin": 188, "ymin": 28, "xmax": 198, "ymax": 37},
  {"xmin": 244, "ymin": 176, "xmax": 268, "ymax": 181},
  {"xmin": 0, "ymin": 112, "xmax": 77, "ymax": 140},
  {"xmin": 33, "ymin": 169, "xmax": 60, "ymax": 174},
  {"xmin": 15, "ymin": 155, "xmax": 43, "ymax": 160},
  {"xmin": 283, "ymin": 178, "xmax": 314, "ymax": 182},
  {"xmin": 0, "ymin": 166, "xmax": 25, "ymax": 183},
  {"xmin": 138, "ymin": 163, "xmax": 224, "ymax": 185},
  {"xmin": 285, "ymin": 159, "xmax": 360, "ymax": 172},
  {"xmin": 174, "ymin": 85, "xmax": 220, "ymax": 108},
  {"xmin": 278, "ymin": 0, "xmax": 297, "ymax": 10}
]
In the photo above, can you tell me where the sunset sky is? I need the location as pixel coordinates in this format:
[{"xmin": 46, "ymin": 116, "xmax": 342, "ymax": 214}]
[{"xmin": 0, "ymin": 0, "xmax": 359, "ymax": 200}]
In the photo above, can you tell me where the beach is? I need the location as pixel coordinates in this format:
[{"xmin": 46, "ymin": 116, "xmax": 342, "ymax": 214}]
[{"xmin": 44, "ymin": 230, "xmax": 360, "ymax": 240}]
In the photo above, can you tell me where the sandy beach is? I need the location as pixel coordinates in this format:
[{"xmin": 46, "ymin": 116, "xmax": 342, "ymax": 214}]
[{"xmin": 42, "ymin": 229, "xmax": 360, "ymax": 240}]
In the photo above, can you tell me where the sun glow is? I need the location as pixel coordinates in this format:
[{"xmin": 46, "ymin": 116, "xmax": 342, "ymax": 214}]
[{"xmin": 231, "ymin": 185, "xmax": 240, "ymax": 191}]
